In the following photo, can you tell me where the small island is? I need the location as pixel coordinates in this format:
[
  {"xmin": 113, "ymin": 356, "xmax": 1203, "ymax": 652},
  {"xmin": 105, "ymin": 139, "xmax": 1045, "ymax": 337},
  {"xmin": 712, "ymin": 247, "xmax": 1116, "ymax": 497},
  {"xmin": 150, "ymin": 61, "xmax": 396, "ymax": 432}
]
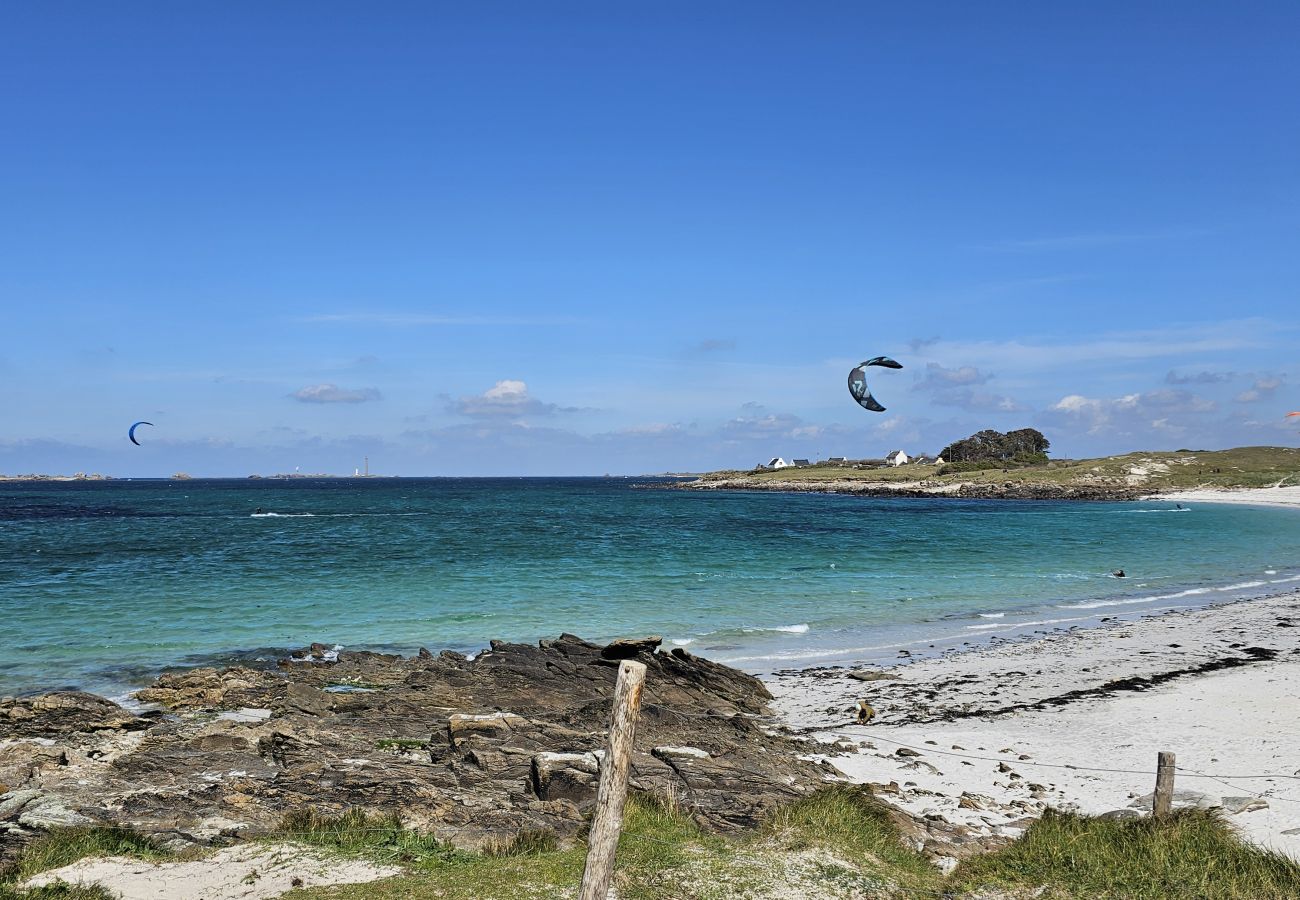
[{"xmin": 676, "ymin": 436, "xmax": 1300, "ymax": 501}]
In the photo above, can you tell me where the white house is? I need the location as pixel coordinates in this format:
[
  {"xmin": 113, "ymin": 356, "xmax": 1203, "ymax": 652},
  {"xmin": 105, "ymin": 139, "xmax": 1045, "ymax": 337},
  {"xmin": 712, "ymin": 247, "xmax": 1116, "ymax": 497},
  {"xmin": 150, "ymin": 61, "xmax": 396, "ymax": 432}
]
[
  {"xmin": 766, "ymin": 457, "xmax": 792, "ymax": 469},
  {"xmin": 885, "ymin": 450, "xmax": 909, "ymax": 467}
]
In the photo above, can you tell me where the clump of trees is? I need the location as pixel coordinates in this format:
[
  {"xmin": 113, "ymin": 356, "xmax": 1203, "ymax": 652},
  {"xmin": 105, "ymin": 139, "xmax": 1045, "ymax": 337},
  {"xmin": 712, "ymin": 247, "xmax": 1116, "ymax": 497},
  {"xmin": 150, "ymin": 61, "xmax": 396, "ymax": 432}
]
[{"xmin": 939, "ymin": 428, "xmax": 1050, "ymax": 472}]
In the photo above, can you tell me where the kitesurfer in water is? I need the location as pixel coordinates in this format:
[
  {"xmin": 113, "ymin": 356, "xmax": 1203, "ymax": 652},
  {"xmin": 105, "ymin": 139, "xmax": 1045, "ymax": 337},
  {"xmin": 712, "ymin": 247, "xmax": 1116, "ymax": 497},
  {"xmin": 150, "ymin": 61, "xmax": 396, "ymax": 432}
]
[{"xmin": 1112, "ymin": 569, "xmax": 1126, "ymax": 578}]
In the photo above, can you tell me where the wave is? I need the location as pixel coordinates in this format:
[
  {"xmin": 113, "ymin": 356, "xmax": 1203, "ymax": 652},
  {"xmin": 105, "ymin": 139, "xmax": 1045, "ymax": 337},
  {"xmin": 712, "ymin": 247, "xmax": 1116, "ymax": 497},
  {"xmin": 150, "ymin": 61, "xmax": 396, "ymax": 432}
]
[
  {"xmin": 668, "ymin": 637, "xmax": 695, "ymax": 646},
  {"xmin": 1059, "ymin": 587, "xmax": 1212, "ymax": 610},
  {"xmin": 977, "ymin": 612, "xmax": 1005, "ymax": 619},
  {"xmin": 248, "ymin": 512, "xmax": 429, "ymax": 519},
  {"xmin": 965, "ymin": 615, "xmax": 1091, "ymax": 631},
  {"xmin": 1122, "ymin": 508, "xmax": 1191, "ymax": 514},
  {"xmin": 1057, "ymin": 576, "xmax": 1296, "ymax": 612},
  {"xmin": 743, "ymin": 623, "xmax": 810, "ymax": 634}
]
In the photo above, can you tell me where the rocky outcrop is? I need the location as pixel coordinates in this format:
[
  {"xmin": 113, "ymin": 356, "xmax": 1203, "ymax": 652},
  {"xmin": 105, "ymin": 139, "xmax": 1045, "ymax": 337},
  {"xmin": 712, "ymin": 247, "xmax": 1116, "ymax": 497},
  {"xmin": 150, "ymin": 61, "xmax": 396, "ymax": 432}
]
[
  {"xmin": 672, "ymin": 477, "xmax": 1147, "ymax": 501},
  {"xmin": 1, "ymin": 635, "xmax": 831, "ymax": 859}
]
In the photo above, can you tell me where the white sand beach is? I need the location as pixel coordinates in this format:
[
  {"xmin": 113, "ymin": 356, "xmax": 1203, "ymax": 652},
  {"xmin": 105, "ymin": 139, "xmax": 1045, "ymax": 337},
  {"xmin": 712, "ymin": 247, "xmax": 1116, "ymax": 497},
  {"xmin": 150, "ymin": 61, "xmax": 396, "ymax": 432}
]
[
  {"xmin": 770, "ymin": 590, "xmax": 1300, "ymax": 860},
  {"xmin": 1162, "ymin": 485, "xmax": 1300, "ymax": 508}
]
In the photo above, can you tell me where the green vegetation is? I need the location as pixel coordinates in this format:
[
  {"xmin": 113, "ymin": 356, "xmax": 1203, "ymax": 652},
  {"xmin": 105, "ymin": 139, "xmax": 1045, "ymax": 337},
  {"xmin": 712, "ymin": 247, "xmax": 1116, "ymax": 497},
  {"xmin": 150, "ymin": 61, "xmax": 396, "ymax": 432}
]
[
  {"xmin": 0, "ymin": 827, "xmax": 168, "ymax": 900},
  {"xmin": 940, "ymin": 427, "xmax": 1052, "ymax": 467},
  {"xmin": 280, "ymin": 789, "xmax": 1300, "ymax": 899},
  {"xmin": 5, "ymin": 791, "xmax": 1299, "ymax": 899},
  {"xmin": 0, "ymin": 885, "xmax": 115, "ymax": 900},
  {"xmin": 705, "ymin": 446, "xmax": 1300, "ymax": 492},
  {"xmin": 954, "ymin": 808, "xmax": 1300, "ymax": 899}
]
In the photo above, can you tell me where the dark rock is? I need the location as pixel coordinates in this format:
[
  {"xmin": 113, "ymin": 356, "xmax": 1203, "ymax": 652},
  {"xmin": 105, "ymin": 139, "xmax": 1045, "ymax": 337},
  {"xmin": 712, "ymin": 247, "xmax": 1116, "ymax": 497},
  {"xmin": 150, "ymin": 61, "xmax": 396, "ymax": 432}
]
[
  {"xmin": 600, "ymin": 636, "xmax": 663, "ymax": 660},
  {"xmin": 0, "ymin": 634, "xmax": 810, "ymax": 850},
  {"xmin": 0, "ymin": 692, "xmax": 141, "ymax": 736}
]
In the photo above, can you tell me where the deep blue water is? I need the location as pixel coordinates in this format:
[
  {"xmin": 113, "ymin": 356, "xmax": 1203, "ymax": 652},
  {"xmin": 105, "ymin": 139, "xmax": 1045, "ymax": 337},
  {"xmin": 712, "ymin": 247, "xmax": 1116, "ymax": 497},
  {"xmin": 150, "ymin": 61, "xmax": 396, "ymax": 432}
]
[{"xmin": 2, "ymin": 477, "xmax": 1300, "ymax": 698}]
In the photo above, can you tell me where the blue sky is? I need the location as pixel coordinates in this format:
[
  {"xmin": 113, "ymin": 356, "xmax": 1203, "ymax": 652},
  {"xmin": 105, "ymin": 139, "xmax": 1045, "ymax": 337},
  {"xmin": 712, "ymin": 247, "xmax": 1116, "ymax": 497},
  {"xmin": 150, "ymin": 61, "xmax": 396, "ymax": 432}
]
[{"xmin": 2, "ymin": 2, "xmax": 1297, "ymax": 476}]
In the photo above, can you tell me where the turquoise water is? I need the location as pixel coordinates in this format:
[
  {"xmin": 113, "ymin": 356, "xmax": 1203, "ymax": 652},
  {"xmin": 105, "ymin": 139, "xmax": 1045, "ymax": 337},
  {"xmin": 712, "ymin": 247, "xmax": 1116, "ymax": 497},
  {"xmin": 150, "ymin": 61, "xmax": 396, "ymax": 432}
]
[{"xmin": 3, "ymin": 478, "xmax": 1300, "ymax": 697}]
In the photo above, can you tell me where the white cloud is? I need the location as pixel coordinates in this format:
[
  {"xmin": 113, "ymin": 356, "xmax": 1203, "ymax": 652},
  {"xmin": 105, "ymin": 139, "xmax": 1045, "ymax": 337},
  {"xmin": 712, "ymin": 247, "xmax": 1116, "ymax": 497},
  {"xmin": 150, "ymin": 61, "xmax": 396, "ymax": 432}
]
[
  {"xmin": 451, "ymin": 380, "xmax": 579, "ymax": 419},
  {"xmin": 1236, "ymin": 375, "xmax": 1284, "ymax": 404},
  {"xmin": 1047, "ymin": 389, "xmax": 1216, "ymax": 436},
  {"xmin": 291, "ymin": 384, "xmax": 381, "ymax": 404}
]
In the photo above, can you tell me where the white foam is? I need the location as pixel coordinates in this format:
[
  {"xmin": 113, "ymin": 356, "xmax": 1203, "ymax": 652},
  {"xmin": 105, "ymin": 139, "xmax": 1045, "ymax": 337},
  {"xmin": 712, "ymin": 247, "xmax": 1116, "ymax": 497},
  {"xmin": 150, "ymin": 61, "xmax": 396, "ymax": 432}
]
[
  {"xmin": 741, "ymin": 623, "xmax": 810, "ymax": 634},
  {"xmin": 1059, "ymin": 587, "xmax": 1211, "ymax": 610},
  {"xmin": 965, "ymin": 616, "xmax": 1090, "ymax": 631},
  {"xmin": 977, "ymin": 612, "xmax": 1005, "ymax": 619},
  {"xmin": 668, "ymin": 637, "xmax": 695, "ymax": 646},
  {"xmin": 250, "ymin": 512, "xmax": 316, "ymax": 518}
]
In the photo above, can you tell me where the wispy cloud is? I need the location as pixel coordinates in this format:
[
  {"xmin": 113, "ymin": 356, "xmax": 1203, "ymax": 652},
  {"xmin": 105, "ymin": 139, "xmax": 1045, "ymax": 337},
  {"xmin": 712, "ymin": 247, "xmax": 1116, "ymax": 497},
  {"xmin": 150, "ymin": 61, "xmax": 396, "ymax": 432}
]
[
  {"xmin": 980, "ymin": 227, "xmax": 1214, "ymax": 252},
  {"xmin": 291, "ymin": 384, "xmax": 382, "ymax": 404},
  {"xmin": 686, "ymin": 338, "xmax": 736, "ymax": 356},
  {"xmin": 1165, "ymin": 370, "xmax": 1235, "ymax": 385},
  {"xmin": 1236, "ymin": 374, "xmax": 1285, "ymax": 404},
  {"xmin": 924, "ymin": 320, "xmax": 1273, "ymax": 371},
  {"xmin": 301, "ymin": 312, "xmax": 583, "ymax": 326}
]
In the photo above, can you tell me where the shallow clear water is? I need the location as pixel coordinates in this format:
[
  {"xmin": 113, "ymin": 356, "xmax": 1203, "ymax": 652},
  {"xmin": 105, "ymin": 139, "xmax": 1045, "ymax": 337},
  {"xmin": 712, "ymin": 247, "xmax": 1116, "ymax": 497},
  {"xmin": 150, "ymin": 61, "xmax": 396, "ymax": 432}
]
[{"xmin": 2, "ymin": 478, "xmax": 1299, "ymax": 697}]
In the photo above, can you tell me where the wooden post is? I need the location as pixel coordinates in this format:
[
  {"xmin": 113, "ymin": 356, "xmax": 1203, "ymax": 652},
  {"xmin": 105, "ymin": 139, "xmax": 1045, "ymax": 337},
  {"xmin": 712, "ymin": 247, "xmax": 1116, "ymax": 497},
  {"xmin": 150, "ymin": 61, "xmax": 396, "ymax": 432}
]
[
  {"xmin": 1153, "ymin": 751, "xmax": 1176, "ymax": 820},
  {"xmin": 579, "ymin": 659, "xmax": 647, "ymax": 900}
]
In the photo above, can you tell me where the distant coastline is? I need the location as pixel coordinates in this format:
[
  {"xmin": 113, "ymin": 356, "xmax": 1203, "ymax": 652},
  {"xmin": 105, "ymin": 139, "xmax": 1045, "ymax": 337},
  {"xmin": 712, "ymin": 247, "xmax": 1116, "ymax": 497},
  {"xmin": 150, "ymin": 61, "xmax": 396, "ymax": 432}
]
[{"xmin": 666, "ymin": 445, "xmax": 1300, "ymax": 503}]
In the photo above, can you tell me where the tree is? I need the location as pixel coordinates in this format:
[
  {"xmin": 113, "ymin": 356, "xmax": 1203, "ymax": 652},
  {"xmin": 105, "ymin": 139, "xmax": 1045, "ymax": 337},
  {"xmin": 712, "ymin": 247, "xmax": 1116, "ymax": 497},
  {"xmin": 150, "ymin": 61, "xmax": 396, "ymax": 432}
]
[{"xmin": 940, "ymin": 428, "xmax": 1050, "ymax": 464}]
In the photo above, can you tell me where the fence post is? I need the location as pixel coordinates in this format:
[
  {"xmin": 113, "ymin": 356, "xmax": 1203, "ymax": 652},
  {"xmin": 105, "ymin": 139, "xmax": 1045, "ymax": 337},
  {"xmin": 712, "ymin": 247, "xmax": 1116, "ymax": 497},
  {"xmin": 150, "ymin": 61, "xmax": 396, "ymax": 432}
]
[
  {"xmin": 1153, "ymin": 751, "xmax": 1176, "ymax": 820},
  {"xmin": 579, "ymin": 659, "xmax": 647, "ymax": 900}
]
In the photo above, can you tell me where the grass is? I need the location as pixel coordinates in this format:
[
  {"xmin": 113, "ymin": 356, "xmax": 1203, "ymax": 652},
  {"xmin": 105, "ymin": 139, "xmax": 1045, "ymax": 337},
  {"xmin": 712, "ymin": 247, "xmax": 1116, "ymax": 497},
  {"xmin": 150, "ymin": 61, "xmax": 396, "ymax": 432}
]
[
  {"xmin": 956, "ymin": 807, "xmax": 1300, "ymax": 899},
  {"xmin": 0, "ymin": 827, "xmax": 169, "ymax": 900},
  {"xmin": 4, "ymin": 792, "xmax": 1299, "ymax": 899},
  {"xmin": 705, "ymin": 446, "xmax": 1300, "ymax": 493}
]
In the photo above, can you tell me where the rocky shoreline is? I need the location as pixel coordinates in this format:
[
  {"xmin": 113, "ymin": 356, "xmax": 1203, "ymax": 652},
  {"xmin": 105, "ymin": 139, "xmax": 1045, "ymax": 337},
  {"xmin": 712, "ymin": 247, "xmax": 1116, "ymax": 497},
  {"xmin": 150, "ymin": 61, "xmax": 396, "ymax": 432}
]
[
  {"xmin": 669, "ymin": 476, "xmax": 1150, "ymax": 501},
  {"xmin": 7, "ymin": 590, "xmax": 1298, "ymax": 874},
  {"xmin": 1, "ymin": 633, "xmax": 1031, "ymax": 872},
  {"xmin": 1, "ymin": 635, "xmax": 832, "ymax": 866}
]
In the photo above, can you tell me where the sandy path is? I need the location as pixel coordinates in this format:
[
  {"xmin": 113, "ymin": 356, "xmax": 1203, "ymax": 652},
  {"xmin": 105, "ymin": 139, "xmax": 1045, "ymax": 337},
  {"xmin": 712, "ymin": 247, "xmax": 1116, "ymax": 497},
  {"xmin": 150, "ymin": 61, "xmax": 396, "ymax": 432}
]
[
  {"xmin": 24, "ymin": 843, "xmax": 399, "ymax": 899},
  {"xmin": 770, "ymin": 590, "xmax": 1300, "ymax": 859}
]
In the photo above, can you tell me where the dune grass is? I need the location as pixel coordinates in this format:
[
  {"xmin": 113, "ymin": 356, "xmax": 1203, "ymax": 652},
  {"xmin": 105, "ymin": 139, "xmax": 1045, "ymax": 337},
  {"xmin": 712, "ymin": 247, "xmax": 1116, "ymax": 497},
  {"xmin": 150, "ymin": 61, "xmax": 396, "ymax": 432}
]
[
  {"xmin": 0, "ymin": 826, "xmax": 167, "ymax": 900},
  {"xmin": 4, "ymin": 791, "xmax": 1299, "ymax": 898},
  {"xmin": 956, "ymin": 807, "xmax": 1300, "ymax": 899}
]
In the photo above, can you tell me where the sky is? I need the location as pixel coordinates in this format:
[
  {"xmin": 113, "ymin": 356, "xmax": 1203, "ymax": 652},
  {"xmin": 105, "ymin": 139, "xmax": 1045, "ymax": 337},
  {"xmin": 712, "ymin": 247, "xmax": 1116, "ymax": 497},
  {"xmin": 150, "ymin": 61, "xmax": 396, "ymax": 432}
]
[{"xmin": 2, "ymin": 2, "xmax": 1297, "ymax": 476}]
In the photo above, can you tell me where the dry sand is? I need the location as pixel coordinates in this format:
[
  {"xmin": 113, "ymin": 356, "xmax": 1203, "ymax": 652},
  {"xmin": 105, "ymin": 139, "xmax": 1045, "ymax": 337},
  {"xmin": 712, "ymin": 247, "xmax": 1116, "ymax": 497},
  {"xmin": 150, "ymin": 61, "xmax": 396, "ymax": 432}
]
[
  {"xmin": 24, "ymin": 843, "xmax": 399, "ymax": 899},
  {"xmin": 1162, "ymin": 485, "xmax": 1300, "ymax": 508},
  {"xmin": 770, "ymin": 590, "xmax": 1300, "ymax": 859}
]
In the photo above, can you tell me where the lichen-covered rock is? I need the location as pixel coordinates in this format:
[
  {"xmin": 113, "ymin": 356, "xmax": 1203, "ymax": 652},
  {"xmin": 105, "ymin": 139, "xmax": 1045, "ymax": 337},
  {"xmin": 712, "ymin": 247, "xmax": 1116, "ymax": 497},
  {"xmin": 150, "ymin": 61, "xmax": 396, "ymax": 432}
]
[
  {"xmin": 0, "ymin": 692, "xmax": 141, "ymax": 736},
  {"xmin": 0, "ymin": 634, "xmax": 818, "ymax": 853}
]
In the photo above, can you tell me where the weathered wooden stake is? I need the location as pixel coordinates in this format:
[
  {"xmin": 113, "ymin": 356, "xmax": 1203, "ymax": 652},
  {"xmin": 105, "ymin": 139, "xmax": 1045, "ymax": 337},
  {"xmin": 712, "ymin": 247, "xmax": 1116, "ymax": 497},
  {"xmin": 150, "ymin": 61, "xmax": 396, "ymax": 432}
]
[
  {"xmin": 579, "ymin": 659, "xmax": 647, "ymax": 900},
  {"xmin": 1153, "ymin": 750, "xmax": 1176, "ymax": 820}
]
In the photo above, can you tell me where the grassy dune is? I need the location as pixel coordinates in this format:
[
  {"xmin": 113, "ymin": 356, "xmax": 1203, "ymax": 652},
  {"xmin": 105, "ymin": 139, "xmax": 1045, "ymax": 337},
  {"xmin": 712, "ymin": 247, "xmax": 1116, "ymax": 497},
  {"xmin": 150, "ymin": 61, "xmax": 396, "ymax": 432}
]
[
  {"xmin": 695, "ymin": 446, "xmax": 1300, "ymax": 493},
  {"xmin": 7, "ymin": 789, "xmax": 1300, "ymax": 899}
]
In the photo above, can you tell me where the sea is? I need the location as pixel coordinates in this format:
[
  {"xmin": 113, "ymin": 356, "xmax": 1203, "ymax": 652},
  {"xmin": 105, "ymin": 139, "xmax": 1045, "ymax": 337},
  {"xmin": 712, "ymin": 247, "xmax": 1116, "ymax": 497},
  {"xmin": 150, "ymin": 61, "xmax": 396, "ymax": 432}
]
[{"xmin": 3, "ymin": 477, "xmax": 1300, "ymax": 699}]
